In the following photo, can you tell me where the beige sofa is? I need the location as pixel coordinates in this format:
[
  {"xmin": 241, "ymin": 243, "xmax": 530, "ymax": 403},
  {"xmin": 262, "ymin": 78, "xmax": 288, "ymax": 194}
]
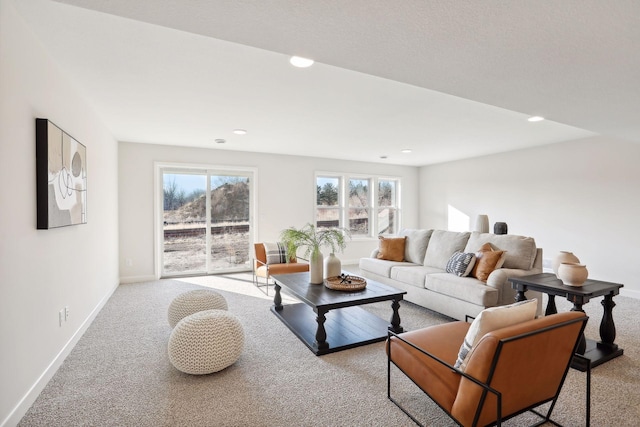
[{"xmin": 359, "ymin": 230, "xmax": 543, "ymax": 320}]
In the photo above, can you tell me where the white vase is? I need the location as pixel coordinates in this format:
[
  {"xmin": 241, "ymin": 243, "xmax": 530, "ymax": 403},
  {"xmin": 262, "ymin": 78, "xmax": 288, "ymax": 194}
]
[
  {"xmin": 309, "ymin": 249, "xmax": 324, "ymax": 284},
  {"xmin": 552, "ymin": 251, "xmax": 580, "ymax": 278},
  {"xmin": 557, "ymin": 262, "xmax": 589, "ymax": 287},
  {"xmin": 474, "ymin": 215, "xmax": 489, "ymax": 233},
  {"xmin": 324, "ymin": 253, "xmax": 341, "ymax": 279}
]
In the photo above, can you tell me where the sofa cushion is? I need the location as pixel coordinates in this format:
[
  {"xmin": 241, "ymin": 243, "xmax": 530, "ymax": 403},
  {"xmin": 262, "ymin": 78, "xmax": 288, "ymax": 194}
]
[
  {"xmin": 398, "ymin": 229, "xmax": 433, "ymax": 264},
  {"xmin": 454, "ymin": 299, "xmax": 538, "ymax": 371},
  {"xmin": 471, "ymin": 243, "xmax": 506, "ymax": 282},
  {"xmin": 445, "ymin": 252, "xmax": 477, "ymax": 277},
  {"xmin": 359, "ymin": 257, "xmax": 410, "ymax": 278},
  {"xmin": 426, "ymin": 273, "xmax": 499, "ymax": 308},
  {"xmin": 377, "ymin": 236, "xmax": 406, "ymax": 261},
  {"xmin": 464, "ymin": 232, "xmax": 537, "ymax": 270},
  {"xmin": 423, "ymin": 230, "xmax": 471, "ymax": 269},
  {"xmin": 390, "ymin": 266, "xmax": 441, "ymax": 288}
]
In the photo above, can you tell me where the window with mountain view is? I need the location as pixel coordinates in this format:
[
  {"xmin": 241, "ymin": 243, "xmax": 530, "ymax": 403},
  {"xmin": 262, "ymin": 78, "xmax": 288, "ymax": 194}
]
[{"xmin": 162, "ymin": 169, "xmax": 252, "ymax": 276}]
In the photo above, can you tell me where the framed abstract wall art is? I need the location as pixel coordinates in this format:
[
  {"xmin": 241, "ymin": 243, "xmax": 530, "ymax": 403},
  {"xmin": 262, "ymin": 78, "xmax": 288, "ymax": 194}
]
[{"xmin": 36, "ymin": 118, "xmax": 87, "ymax": 229}]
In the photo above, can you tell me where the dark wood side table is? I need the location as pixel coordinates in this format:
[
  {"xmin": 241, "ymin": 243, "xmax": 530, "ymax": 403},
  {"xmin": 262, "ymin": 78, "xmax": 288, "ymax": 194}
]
[{"xmin": 509, "ymin": 273, "xmax": 624, "ymax": 371}]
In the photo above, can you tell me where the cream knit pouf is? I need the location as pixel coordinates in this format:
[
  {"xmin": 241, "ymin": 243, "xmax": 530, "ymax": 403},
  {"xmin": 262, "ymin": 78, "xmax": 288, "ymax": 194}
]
[
  {"xmin": 168, "ymin": 289, "xmax": 228, "ymax": 328},
  {"xmin": 168, "ymin": 309, "xmax": 244, "ymax": 375}
]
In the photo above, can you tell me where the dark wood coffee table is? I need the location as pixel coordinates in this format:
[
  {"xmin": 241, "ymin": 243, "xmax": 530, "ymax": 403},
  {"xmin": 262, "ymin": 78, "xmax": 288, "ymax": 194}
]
[
  {"xmin": 271, "ymin": 272, "xmax": 406, "ymax": 355},
  {"xmin": 509, "ymin": 273, "xmax": 624, "ymax": 371}
]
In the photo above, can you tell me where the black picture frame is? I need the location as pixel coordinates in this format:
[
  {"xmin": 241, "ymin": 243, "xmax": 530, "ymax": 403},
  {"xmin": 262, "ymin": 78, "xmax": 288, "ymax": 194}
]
[{"xmin": 36, "ymin": 118, "xmax": 87, "ymax": 229}]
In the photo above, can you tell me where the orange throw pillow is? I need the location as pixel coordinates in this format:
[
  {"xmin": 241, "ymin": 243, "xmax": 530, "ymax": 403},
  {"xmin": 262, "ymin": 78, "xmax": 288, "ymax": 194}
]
[
  {"xmin": 376, "ymin": 236, "xmax": 406, "ymax": 262},
  {"xmin": 471, "ymin": 243, "xmax": 506, "ymax": 282}
]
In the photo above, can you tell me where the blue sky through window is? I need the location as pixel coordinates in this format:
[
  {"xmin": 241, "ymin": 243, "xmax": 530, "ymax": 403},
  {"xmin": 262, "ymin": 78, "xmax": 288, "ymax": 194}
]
[{"xmin": 163, "ymin": 173, "xmax": 206, "ymax": 195}]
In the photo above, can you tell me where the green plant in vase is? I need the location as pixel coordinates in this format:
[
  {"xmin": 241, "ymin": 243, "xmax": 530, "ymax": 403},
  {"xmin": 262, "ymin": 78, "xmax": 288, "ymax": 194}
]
[{"xmin": 280, "ymin": 223, "xmax": 351, "ymax": 284}]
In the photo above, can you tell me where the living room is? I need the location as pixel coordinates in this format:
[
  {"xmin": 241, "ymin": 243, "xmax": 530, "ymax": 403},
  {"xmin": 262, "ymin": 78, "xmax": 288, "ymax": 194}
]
[{"xmin": 2, "ymin": 1, "xmax": 639, "ymax": 426}]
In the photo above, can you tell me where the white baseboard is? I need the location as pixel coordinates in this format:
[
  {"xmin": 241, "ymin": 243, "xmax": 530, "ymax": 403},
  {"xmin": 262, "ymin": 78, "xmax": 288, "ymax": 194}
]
[
  {"xmin": 119, "ymin": 274, "xmax": 157, "ymax": 284},
  {"xmin": 620, "ymin": 287, "xmax": 640, "ymax": 300},
  {"xmin": 2, "ymin": 282, "xmax": 119, "ymax": 427}
]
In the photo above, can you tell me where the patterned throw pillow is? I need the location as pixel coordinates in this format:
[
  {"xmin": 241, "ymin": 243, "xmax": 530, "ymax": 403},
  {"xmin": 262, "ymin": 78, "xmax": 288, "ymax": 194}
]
[
  {"xmin": 445, "ymin": 251, "xmax": 476, "ymax": 277},
  {"xmin": 454, "ymin": 299, "xmax": 538, "ymax": 371},
  {"xmin": 263, "ymin": 242, "xmax": 289, "ymax": 264}
]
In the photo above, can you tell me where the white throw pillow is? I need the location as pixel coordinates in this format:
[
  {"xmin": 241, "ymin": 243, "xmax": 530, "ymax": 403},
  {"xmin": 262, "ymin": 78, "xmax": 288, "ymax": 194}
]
[{"xmin": 454, "ymin": 299, "xmax": 538, "ymax": 371}]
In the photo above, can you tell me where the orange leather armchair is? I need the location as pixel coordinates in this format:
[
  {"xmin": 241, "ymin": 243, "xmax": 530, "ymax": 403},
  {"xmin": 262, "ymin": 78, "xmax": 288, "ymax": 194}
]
[
  {"xmin": 252, "ymin": 243, "xmax": 309, "ymax": 294},
  {"xmin": 387, "ymin": 311, "xmax": 588, "ymax": 427}
]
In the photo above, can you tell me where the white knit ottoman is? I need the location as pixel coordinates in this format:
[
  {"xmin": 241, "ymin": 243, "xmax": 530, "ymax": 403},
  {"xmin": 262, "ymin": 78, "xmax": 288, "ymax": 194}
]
[
  {"xmin": 168, "ymin": 289, "xmax": 228, "ymax": 328},
  {"xmin": 168, "ymin": 309, "xmax": 244, "ymax": 375}
]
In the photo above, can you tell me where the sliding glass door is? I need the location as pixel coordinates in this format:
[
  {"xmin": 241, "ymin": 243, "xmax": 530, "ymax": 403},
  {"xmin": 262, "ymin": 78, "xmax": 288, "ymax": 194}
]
[
  {"xmin": 208, "ymin": 174, "xmax": 251, "ymax": 272},
  {"xmin": 161, "ymin": 167, "xmax": 253, "ymax": 277}
]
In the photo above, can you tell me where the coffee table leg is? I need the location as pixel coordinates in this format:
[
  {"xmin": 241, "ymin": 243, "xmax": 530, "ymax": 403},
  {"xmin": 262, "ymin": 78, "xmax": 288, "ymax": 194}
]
[
  {"xmin": 274, "ymin": 283, "xmax": 283, "ymax": 312},
  {"xmin": 389, "ymin": 299, "xmax": 404, "ymax": 333},
  {"xmin": 546, "ymin": 295, "xmax": 558, "ymax": 315},
  {"xmin": 314, "ymin": 308, "xmax": 329, "ymax": 351},
  {"xmin": 598, "ymin": 293, "xmax": 618, "ymax": 351}
]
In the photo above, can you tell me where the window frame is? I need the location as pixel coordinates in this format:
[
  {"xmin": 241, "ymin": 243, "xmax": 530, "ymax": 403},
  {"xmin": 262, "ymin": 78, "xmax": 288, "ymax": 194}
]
[
  {"xmin": 154, "ymin": 162, "xmax": 258, "ymax": 279},
  {"xmin": 377, "ymin": 177, "xmax": 401, "ymax": 235}
]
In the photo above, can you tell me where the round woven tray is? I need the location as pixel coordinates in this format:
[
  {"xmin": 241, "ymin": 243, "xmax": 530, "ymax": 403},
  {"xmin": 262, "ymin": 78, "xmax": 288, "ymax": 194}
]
[{"xmin": 324, "ymin": 275, "xmax": 367, "ymax": 291}]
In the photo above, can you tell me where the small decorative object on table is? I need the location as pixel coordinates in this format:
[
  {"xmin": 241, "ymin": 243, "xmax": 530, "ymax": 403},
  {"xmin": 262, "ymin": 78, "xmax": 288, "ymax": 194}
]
[
  {"xmin": 280, "ymin": 223, "xmax": 351, "ymax": 285},
  {"xmin": 324, "ymin": 273, "xmax": 367, "ymax": 291},
  {"xmin": 552, "ymin": 251, "xmax": 580, "ymax": 278},
  {"xmin": 557, "ymin": 262, "xmax": 589, "ymax": 287},
  {"xmin": 324, "ymin": 252, "xmax": 341, "ymax": 278},
  {"xmin": 474, "ymin": 215, "xmax": 489, "ymax": 233},
  {"xmin": 494, "ymin": 222, "xmax": 508, "ymax": 235}
]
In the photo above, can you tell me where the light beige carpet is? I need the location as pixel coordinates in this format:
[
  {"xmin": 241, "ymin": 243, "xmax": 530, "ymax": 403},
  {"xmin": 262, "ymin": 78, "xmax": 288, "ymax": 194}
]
[{"xmin": 18, "ymin": 272, "xmax": 640, "ymax": 426}]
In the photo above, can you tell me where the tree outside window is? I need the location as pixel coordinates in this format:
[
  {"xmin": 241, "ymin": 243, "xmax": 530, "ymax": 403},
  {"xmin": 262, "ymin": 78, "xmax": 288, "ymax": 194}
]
[
  {"xmin": 378, "ymin": 179, "xmax": 398, "ymax": 234},
  {"xmin": 348, "ymin": 178, "xmax": 370, "ymax": 236},
  {"xmin": 316, "ymin": 176, "xmax": 340, "ymax": 229}
]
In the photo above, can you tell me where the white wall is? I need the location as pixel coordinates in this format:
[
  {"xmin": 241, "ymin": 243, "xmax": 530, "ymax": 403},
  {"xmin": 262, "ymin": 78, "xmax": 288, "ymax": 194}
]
[
  {"xmin": 119, "ymin": 141, "xmax": 419, "ymax": 281},
  {"xmin": 0, "ymin": 1, "xmax": 119, "ymax": 425},
  {"xmin": 419, "ymin": 135, "xmax": 640, "ymax": 297}
]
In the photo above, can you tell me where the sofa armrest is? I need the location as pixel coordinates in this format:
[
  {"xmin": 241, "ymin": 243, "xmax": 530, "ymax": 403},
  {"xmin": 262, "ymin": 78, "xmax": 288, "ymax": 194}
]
[{"xmin": 486, "ymin": 268, "xmax": 544, "ymax": 316}]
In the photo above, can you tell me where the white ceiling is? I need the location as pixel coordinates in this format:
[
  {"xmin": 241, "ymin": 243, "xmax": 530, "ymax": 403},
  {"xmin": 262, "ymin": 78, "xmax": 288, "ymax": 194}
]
[{"xmin": 14, "ymin": 0, "xmax": 640, "ymax": 166}]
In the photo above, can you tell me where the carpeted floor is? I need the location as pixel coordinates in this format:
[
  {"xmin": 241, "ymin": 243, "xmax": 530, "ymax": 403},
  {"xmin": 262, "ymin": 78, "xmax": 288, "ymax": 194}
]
[{"xmin": 18, "ymin": 271, "xmax": 640, "ymax": 426}]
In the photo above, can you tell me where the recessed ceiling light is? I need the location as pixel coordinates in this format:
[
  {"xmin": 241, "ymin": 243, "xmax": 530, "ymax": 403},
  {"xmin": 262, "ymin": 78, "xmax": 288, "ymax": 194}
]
[
  {"xmin": 401, "ymin": 149, "xmax": 412, "ymax": 154},
  {"xmin": 528, "ymin": 116, "xmax": 545, "ymax": 122},
  {"xmin": 290, "ymin": 56, "xmax": 314, "ymax": 68},
  {"xmin": 233, "ymin": 129, "xmax": 247, "ymax": 135},
  {"xmin": 215, "ymin": 139, "xmax": 226, "ymax": 144},
  {"xmin": 380, "ymin": 155, "xmax": 388, "ymax": 159}
]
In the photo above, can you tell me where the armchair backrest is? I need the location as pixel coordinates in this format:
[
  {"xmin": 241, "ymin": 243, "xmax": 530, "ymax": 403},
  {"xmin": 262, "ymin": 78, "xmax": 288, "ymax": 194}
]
[
  {"xmin": 254, "ymin": 243, "xmax": 267, "ymax": 265},
  {"xmin": 451, "ymin": 311, "xmax": 587, "ymax": 426}
]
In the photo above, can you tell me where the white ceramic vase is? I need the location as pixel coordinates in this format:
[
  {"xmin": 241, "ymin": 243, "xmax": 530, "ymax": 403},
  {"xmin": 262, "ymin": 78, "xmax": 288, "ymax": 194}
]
[
  {"xmin": 309, "ymin": 249, "xmax": 324, "ymax": 284},
  {"xmin": 557, "ymin": 262, "xmax": 589, "ymax": 287},
  {"xmin": 552, "ymin": 251, "xmax": 580, "ymax": 278},
  {"xmin": 475, "ymin": 215, "xmax": 489, "ymax": 233},
  {"xmin": 324, "ymin": 253, "xmax": 341, "ymax": 279}
]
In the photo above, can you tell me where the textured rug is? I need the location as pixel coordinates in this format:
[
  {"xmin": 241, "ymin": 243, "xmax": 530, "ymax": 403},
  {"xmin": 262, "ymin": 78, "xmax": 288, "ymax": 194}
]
[{"xmin": 19, "ymin": 271, "xmax": 640, "ymax": 426}]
